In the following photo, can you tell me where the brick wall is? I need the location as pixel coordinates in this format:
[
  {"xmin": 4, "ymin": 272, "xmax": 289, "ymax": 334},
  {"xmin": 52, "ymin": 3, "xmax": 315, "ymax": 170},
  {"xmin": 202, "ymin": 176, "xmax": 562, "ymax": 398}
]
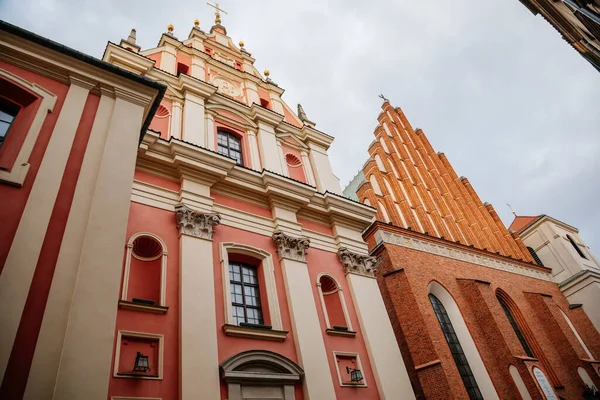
[{"xmin": 370, "ymin": 225, "xmax": 600, "ymax": 399}]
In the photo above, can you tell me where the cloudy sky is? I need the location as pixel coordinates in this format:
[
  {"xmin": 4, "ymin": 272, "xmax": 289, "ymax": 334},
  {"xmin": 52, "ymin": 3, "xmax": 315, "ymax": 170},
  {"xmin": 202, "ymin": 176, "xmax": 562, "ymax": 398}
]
[{"xmin": 2, "ymin": 0, "xmax": 599, "ymax": 253}]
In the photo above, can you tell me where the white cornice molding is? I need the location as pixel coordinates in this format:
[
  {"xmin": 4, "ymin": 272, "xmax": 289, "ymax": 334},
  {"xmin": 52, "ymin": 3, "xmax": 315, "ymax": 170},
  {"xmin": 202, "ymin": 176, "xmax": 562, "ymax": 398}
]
[
  {"xmin": 375, "ymin": 230, "xmax": 553, "ymax": 281},
  {"xmin": 1, "ymin": 34, "xmax": 158, "ymax": 113},
  {"xmin": 102, "ymin": 43, "xmax": 155, "ymax": 76},
  {"xmin": 520, "ymin": 215, "xmax": 579, "ymax": 237}
]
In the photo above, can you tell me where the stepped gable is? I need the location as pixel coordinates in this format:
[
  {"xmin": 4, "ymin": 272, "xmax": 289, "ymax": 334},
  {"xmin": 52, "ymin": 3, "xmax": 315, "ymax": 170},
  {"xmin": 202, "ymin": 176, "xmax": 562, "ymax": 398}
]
[{"xmin": 354, "ymin": 100, "xmax": 534, "ymax": 263}]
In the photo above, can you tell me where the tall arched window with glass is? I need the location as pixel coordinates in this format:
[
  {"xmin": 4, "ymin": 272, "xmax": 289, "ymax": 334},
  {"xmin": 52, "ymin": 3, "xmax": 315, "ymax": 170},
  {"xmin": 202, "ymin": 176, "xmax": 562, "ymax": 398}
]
[
  {"xmin": 217, "ymin": 130, "xmax": 243, "ymax": 166},
  {"xmin": 429, "ymin": 294, "xmax": 483, "ymax": 400},
  {"xmin": 497, "ymin": 294, "xmax": 534, "ymax": 358}
]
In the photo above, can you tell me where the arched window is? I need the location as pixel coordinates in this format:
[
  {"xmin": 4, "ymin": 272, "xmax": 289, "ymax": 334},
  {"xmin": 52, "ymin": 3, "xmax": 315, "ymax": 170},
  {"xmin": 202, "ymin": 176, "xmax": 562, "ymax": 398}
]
[
  {"xmin": 317, "ymin": 274, "xmax": 353, "ymax": 336},
  {"xmin": 220, "ymin": 243, "xmax": 286, "ymax": 341},
  {"xmin": 429, "ymin": 293, "xmax": 484, "ymax": 400},
  {"xmin": 496, "ymin": 289, "xmax": 561, "ymax": 387},
  {"xmin": 229, "ymin": 262, "xmax": 263, "ymax": 325},
  {"xmin": 217, "ymin": 129, "xmax": 243, "ymax": 165},
  {"xmin": 496, "ymin": 294, "xmax": 534, "ymax": 358},
  {"xmin": 0, "ymin": 97, "xmax": 19, "ymax": 148},
  {"xmin": 120, "ymin": 233, "xmax": 168, "ymax": 313},
  {"xmin": 527, "ymin": 246, "xmax": 544, "ymax": 266},
  {"xmin": 567, "ymin": 234, "xmax": 588, "ymax": 259}
]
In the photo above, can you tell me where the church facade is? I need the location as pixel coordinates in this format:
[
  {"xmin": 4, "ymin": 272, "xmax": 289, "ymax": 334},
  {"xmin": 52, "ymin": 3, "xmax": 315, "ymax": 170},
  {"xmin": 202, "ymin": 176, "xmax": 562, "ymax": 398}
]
[
  {"xmin": 0, "ymin": 13, "xmax": 415, "ymax": 400},
  {"xmin": 343, "ymin": 100, "xmax": 600, "ymax": 399}
]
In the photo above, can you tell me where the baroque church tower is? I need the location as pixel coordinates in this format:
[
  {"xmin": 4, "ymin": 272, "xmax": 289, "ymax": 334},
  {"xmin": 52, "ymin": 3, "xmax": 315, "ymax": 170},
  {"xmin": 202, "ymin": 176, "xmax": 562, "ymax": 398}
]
[{"xmin": 344, "ymin": 100, "xmax": 600, "ymax": 400}]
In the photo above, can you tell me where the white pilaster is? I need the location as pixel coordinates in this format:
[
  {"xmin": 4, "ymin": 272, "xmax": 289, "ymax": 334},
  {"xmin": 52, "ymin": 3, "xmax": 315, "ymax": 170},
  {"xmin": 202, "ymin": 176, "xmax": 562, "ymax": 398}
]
[
  {"xmin": 269, "ymin": 93, "xmax": 284, "ymax": 115},
  {"xmin": 24, "ymin": 92, "xmax": 116, "ymax": 400},
  {"xmin": 53, "ymin": 94, "xmax": 147, "ymax": 400},
  {"xmin": 175, "ymin": 204, "xmax": 221, "ymax": 400},
  {"xmin": 300, "ymin": 150, "xmax": 316, "ymax": 186},
  {"xmin": 170, "ymin": 100, "xmax": 183, "ymax": 139},
  {"xmin": 273, "ymin": 231, "xmax": 336, "ymax": 399},
  {"xmin": 338, "ymin": 248, "xmax": 416, "ymax": 400},
  {"xmin": 245, "ymin": 80, "xmax": 260, "ymax": 106},
  {"xmin": 0, "ymin": 78, "xmax": 92, "ymax": 381},
  {"xmin": 182, "ymin": 92, "xmax": 205, "ymax": 146},
  {"xmin": 308, "ymin": 142, "xmax": 341, "ymax": 194},
  {"xmin": 161, "ymin": 45, "xmax": 177, "ymax": 75},
  {"xmin": 206, "ymin": 111, "xmax": 215, "ymax": 150},
  {"xmin": 257, "ymin": 122, "xmax": 283, "ymax": 174},
  {"xmin": 191, "ymin": 58, "xmax": 206, "ymax": 81},
  {"xmin": 247, "ymin": 129, "xmax": 262, "ymax": 170},
  {"xmin": 277, "ymin": 141, "xmax": 289, "ymax": 177}
]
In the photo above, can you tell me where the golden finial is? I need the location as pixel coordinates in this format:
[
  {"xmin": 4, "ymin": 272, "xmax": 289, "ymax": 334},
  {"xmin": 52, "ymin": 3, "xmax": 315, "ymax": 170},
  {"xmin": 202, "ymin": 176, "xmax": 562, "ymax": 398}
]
[
  {"xmin": 264, "ymin": 69, "xmax": 270, "ymax": 77},
  {"xmin": 194, "ymin": 19, "xmax": 200, "ymax": 27},
  {"xmin": 167, "ymin": 23, "xmax": 174, "ymax": 32},
  {"xmin": 239, "ymin": 40, "xmax": 245, "ymax": 48}
]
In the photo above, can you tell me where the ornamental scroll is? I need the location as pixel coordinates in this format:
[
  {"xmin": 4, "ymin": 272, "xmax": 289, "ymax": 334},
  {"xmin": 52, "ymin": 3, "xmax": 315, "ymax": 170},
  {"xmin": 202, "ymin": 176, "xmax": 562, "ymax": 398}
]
[
  {"xmin": 337, "ymin": 247, "xmax": 377, "ymax": 278},
  {"xmin": 272, "ymin": 230, "xmax": 310, "ymax": 262},
  {"xmin": 174, "ymin": 204, "xmax": 221, "ymax": 240}
]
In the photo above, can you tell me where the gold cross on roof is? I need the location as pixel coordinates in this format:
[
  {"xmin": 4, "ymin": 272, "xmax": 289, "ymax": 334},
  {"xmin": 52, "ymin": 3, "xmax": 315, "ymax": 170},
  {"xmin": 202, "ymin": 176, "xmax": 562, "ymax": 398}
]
[{"xmin": 207, "ymin": 2, "xmax": 228, "ymax": 23}]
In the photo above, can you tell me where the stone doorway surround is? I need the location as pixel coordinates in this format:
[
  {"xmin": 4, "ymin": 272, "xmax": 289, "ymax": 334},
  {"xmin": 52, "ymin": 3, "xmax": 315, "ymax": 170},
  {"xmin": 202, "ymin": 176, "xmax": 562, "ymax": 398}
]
[{"xmin": 220, "ymin": 350, "xmax": 304, "ymax": 400}]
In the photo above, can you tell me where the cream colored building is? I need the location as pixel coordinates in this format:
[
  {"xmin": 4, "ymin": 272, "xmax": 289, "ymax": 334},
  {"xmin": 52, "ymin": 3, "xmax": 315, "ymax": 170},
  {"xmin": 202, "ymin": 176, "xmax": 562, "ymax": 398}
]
[{"xmin": 511, "ymin": 214, "xmax": 600, "ymax": 332}]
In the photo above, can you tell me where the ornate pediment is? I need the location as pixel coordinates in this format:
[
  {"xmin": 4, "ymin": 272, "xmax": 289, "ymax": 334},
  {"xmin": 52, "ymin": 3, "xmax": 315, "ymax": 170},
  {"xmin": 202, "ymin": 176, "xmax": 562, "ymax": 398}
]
[
  {"xmin": 272, "ymin": 230, "xmax": 310, "ymax": 262},
  {"xmin": 337, "ymin": 247, "xmax": 377, "ymax": 278},
  {"xmin": 175, "ymin": 204, "xmax": 221, "ymax": 240}
]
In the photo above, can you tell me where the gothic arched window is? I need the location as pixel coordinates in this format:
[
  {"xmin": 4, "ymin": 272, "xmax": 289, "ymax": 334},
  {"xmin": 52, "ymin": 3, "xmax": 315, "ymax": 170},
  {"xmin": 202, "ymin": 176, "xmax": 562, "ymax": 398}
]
[
  {"xmin": 527, "ymin": 246, "xmax": 544, "ymax": 266},
  {"xmin": 429, "ymin": 294, "xmax": 484, "ymax": 400},
  {"xmin": 567, "ymin": 235, "xmax": 588, "ymax": 259},
  {"xmin": 217, "ymin": 129, "xmax": 243, "ymax": 166},
  {"xmin": 496, "ymin": 294, "xmax": 534, "ymax": 358}
]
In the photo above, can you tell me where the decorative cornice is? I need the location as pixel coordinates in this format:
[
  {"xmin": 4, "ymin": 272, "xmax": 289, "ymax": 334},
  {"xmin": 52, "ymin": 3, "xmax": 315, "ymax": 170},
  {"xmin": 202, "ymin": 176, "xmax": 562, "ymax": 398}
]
[
  {"xmin": 337, "ymin": 247, "xmax": 377, "ymax": 278},
  {"xmin": 272, "ymin": 230, "xmax": 310, "ymax": 262},
  {"xmin": 377, "ymin": 230, "xmax": 553, "ymax": 281},
  {"xmin": 174, "ymin": 204, "xmax": 221, "ymax": 239}
]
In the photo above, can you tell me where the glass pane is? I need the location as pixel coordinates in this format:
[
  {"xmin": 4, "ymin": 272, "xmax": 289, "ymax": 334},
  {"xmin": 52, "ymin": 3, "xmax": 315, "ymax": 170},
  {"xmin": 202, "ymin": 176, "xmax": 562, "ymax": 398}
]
[
  {"xmin": 229, "ymin": 138, "xmax": 240, "ymax": 150},
  {"xmin": 0, "ymin": 110, "xmax": 14, "ymax": 124},
  {"xmin": 0, "ymin": 122, "xmax": 9, "ymax": 139},
  {"xmin": 429, "ymin": 294, "xmax": 483, "ymax": 400}
]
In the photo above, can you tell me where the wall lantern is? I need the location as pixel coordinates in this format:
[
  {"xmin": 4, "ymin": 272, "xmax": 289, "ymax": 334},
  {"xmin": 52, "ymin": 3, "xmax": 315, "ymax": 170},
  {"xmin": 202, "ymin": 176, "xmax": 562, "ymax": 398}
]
[
  {"xmin": 133, "ymin": 352, "xmax": 150, "ymax": 372},
  {"xmin": 346, "ymin": 366, "xmax": 364, "ymax": 382}
]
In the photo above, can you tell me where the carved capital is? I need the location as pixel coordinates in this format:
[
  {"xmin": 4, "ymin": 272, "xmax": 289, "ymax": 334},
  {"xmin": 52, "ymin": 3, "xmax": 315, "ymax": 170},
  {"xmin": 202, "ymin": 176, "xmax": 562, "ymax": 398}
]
[
  {"xmin": 175, "ymin": 204, "xmax": 221, "ymax": 240},
  {"xmin": 272, "ymin": 230, "xmax": 310, "ymax": 262},
  {"xmin": 337, "ymin": 247, "xmax": 377, "ymax": 278}
]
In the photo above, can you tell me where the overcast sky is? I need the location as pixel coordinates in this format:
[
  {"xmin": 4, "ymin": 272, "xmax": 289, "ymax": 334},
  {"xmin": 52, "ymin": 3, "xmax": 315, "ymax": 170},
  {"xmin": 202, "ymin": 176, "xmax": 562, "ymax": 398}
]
[{"xmin": 2, "ymin": 0, "xmax": 599, "ymax": 253}]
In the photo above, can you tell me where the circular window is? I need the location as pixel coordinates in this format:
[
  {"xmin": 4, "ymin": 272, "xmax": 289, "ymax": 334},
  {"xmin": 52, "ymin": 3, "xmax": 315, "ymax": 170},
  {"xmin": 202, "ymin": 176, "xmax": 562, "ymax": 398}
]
[
  {"xmin": 132, "ymin": 236, "xmax": 163, "ymax": 260},
  {"xmin": 285, "ymin": 153, "xmax": 302, "ymax": 167}
]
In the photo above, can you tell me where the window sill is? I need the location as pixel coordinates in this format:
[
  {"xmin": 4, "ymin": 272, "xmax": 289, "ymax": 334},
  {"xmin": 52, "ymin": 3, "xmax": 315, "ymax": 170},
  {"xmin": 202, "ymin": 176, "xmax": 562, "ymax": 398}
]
[
  {"xmin": 115, "ymin": 372, "xmax": 161, "ymax": 380},
  {"xmin": 514, "ymin": 355, "xmax": 538, "ymax": 362},
  {"xmin": 326, "ymin": 328, "xmax": 357, "ymax": 338},
  {"xmin": 222, "ymin": 324, "xmax": 288, "ymax": 342},
  {"xmin": 118, "ymin": 300, "xmax": 168, "ymax": 314},
  {"xmin": 340, "ymin": 382, "xmax": 367, "ymax": 388}
]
